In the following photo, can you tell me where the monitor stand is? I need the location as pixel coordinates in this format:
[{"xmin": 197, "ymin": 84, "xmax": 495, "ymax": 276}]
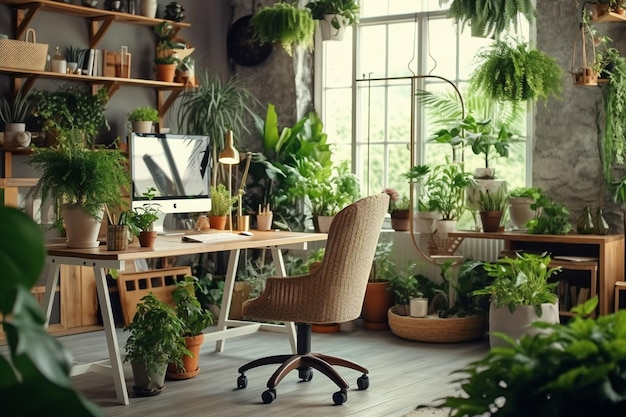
[{"xmin": 160, "ymin": 213, "xmax": 195, "ymax": 235}]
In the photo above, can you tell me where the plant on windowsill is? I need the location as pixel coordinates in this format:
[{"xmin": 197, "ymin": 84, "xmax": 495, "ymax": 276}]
[
  {"xmin": 250, "ymin": 2, "xmax": 316, "ymax": 56},
  {"xmin": 123, "ymin": 293, "xmax": 190, "ymax": 396},
  {"xmin": 305, "ymin": 0, "xmax": 360, "ymax": 41},
  {"xmin": 167, "ymin": 276, "xmax": 214, "ymax": 380}
]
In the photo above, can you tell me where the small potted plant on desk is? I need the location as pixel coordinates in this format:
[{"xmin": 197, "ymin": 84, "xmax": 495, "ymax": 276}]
[
  {"xmin": 208, "ymin": 183, "xmax": 237, "ymax": 230},
  {"xmin": 127, "ymin": 106, "xmax": 159, "ymax": 133},
  {"xmin": 128, "ymin": 187, "xmax": 162, "ymax": 247},
  {"xmin": 478, "ymin": 187, "xmax": 509, "ymax": 232},
  {"xmin": 123, "ymin": 293, "xmax": 190, "ymax": 396},
  {"xmin": 167, "ymin": 276, "xmax": 214, "ymax": 380}
]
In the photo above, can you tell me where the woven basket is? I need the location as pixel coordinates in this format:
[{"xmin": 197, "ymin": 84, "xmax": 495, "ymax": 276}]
[
  {"xmin": 0, "ymin": 28, "xmax": 48, "ymax": 71},
  {"xmin": 388, "ymin": 307, "xmax": 486, "ymax": 343}
]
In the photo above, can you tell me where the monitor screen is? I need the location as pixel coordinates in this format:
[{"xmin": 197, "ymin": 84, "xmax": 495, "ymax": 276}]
[{"xmin": 129, "ymin": 133, "xmax": 212, "ymax": 214}]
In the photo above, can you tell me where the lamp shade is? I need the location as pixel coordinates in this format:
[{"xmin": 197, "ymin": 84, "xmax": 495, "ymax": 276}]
[{"xmin": 219, "ymin": 130, "xmax": 240, "ymax": 165}]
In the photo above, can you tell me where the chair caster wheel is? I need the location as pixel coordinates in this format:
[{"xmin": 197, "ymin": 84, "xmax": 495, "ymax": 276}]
[
  {"xmin": 237, "ymin": 374, "xmax": 248, "ymax": 389},
  {"xmin": 299, "ymin": 368, "xmax": 313, "ymax": 382},
  {"xmin": 357, "ymin": 374, "xmax": 369, "ymax": 390},
  {"xmin": 262, "ymin": 389, "xmax": 276, "ymax": 404},
  {"xmin": 332, "ymin": 390, "xmax": 347, "ymax": 405}
]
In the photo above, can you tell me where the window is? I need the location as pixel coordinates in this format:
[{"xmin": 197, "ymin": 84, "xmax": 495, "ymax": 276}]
[{"xmin": 315, "ymin": 1, "xmax": 532, "ymax": 222}]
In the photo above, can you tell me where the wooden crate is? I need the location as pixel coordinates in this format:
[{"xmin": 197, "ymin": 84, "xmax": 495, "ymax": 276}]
[{"xmin": 117, "ymin": 266, "xmax": 191, "ymax": 326}]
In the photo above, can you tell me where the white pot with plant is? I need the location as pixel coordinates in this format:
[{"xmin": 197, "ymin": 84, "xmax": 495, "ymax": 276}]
[
  {"xmin": 128, "ymin": 106, "xmax": 159, "ymax": 133},
  {"xmin": 473, "ymin": 252, "xmax": 561, "ymax": 348},
  {"xmin": 306, "ymin": 0, "xmax": 361, "ymax": 41},
  {"xmin": 0, "ymin": 85, "xmax": 33, "ymax": 147},
  {"xmin": 508, "ymin": 186, "xmax": 544, "ymax": 230}
]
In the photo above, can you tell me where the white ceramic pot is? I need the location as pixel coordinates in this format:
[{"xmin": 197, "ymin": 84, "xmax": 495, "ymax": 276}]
[
  {"xmin": 16, "ymin": 131, "xmax": 31, "ymax": 147},
  {"xmin": 320, "ymin": 14, "xmax": 347, "ymax": 41},
  {"xmin": 409, "ymin": 297, "xmax": 428, "ymax": 318},
  {"xmin": 131, "ymin": 120, "xmax": 154, "ymax": 133},
  {"xmin": 4, "ymin": 122, "xmax": 25, "ymax": 146},
  {"xmin": 140, "ymin": 0, "xmax": 157, "ymax": 18},
  {"xmin": 434, "ymin": 219, "xmax": 457, "ymax": 239},
  {"xmin": 508, "ymin": 197, "xmax": 537, "ymax": 229},
  {"xmin": 415, "ymin": 211, "xmax": 441, "ymax": 234},
  {"xmin": 62, "ymin": 205, "xmax": 104, "ymax": 248},
  {"xmin": 488, "ymin": 302, "xmax": 559, "ymax": 348}
]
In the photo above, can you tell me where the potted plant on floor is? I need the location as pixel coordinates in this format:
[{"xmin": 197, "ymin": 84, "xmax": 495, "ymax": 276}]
[
  {"xmin": 167, "ymin": 276, "xmax": 214, "ymax": 380},
  {"xmin": 388, "ymin": 262, "xmax": 422, "ymax": 316},
  {"xmin": 306, "ymin": 0, "xmax": 360, "ymax": 41},
  {"xmin": 128, "ymin": 106, "xmax": 159, "ymax": 133},
  {"xmin": 208, "ymin": 183, "xmax": 237, "ymax": 230},
  {"xmin": 362, "ymin": 240, "xmax": 396, "ymax": 330},
  {"xmin": 0, "ymin": 85, "xmax": 34, "ymax": 147},
  {"xmin": 250, "ymin": 2, "xmax": 316, "ymax": 56},
  {"xmin": 127, "ymin": 187, "xmax": 163, "ymax": 247},
  {"xmin": 432, "ymin": 298, "xmax": 626, "ymax": 416},
  {"xmin": 473, "ymin": 252, "xmax": 561, "ymax": 348},
  {"xmin": 123, "ymin": 292, "xmax": 190, "ymax": 396},
  {"xmin": 29, "ymin": 128, "xmax": 129, "ymax": 248}
]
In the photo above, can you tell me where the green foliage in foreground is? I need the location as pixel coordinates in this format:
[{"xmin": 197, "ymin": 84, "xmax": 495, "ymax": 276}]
[{"xmin": 432, "ymin": 298, "xmax": 626, "ymax": 417}]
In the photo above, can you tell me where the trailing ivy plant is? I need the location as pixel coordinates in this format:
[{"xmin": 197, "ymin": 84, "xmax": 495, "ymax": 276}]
[
  {"xmin": 470, "ymin": 39, "xmax": 564, "ymax": 104},
  {"xmin": 439, "ymin": 0, "xmax": 536, "ymax": 39},
  {"xmin": 601, "ymin": 52, "xmax": 626, "ymax": 190},
  {"xmin": 431, "ymin": 297, "xmax": 626, "ymax": 417}
]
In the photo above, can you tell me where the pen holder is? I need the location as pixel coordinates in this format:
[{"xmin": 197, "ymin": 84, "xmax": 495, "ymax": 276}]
[
  {"xmin": 238, "ymin": 215, "xmax": 250, "ymax": 232},
  {"xmin": 107, "ymin": 225, "xmax": 129, "ymax": 251},
  {"xmin": 256, "ymin": 213, "xmax": 273, "ymax": 231}
]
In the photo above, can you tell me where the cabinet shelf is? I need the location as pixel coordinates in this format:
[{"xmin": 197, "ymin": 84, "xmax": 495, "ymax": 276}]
[
  {"xmin": 592, "ymin": 11, "xmax": 626, "ymax": 23},
  {"xmin": 0, "ymin": 0, "xmax": 190, "ymax": 48}
]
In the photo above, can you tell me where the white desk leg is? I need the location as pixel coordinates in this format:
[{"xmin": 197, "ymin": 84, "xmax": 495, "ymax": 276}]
[
  {"xmin": 42, "ymin": 261, "xmax": 60, "ymax": 329},
  {"xmin": 92, "ymin": 266, "xmax": 129, "ymax": 405},
  {"xmin": 270, "ymin": 247, "xmax": 297, "ymax": 354},
  {"xmin": 214, "ymin": 248, "xmax": 241, "ymax": 353}
]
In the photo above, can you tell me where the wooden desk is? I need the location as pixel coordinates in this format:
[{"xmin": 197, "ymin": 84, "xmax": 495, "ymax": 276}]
[
  {"xmin": 42, "ymin": 231, "xmax": 328, "ymax": 405},
  {"xmin": 449, "ymin": 231, "xmax": 624, "ymax": 317}
]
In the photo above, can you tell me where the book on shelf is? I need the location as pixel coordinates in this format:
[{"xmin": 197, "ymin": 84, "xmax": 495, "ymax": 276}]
[
  {"xmin": 576, "ymin": 287, "xmax": 590, "ymax": 306},
  {"xmin": 81, "ymin": 48, "xmax": 95, "ymax": 76}
]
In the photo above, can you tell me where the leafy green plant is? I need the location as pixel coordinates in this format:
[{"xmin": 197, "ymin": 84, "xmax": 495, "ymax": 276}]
[
  {"xmin": 306, "ymin": 0, "xmax": 360, "ymax": 27},
  {"xmin": 470, "ymin": 39, "xmax": 563, "ymax": 104},
  {"xmin": 250, "ymin": 2, "xmax": 315, "ymax": 56},
  {"xmin": 172, "ymin": 276, "xmax": 214, "ymax": 337},
  {"xmin": 154, "ymin": 20, "xmax": 187, "ymax": 63},
  {"xmin": 29, "ymin": 128, "xmax": 129, "ymax": 220},
  {"xmin": 0, "ymin": 207, "xmax": 103, "ymax": 416},
  {"xmin": 64, "ymin": 45, "xmax": 85, "ymax": 63},
  {"xmin": 601, "ymin": 51, "xmax": 626, "ymax": 190},
  {"xmin": 509, "ymin": 186, "xmax": 543, "ymax": 199},
  {"xmin": 388, "ymin": 263, "xmax": 423, "ymax": 305},
  {"xmin": 433, "ymin": 297, "xmax": 626, "ymax": 416},
  {"xmin": 154, "ymin": 55, "xmax": 180, "ymax": 65},
  {"xmin": 128, "ymin": 187, "xmax": 163, "ymax": 233},
  {"xmin": 526, "ymin": 197, "xmax": 572, "ymax": 235},
  {"xmin": 0, "ymin": 85, "xmax": 34, "ymax": 124},
  {"xmin": 406, "ymin": 162, "xmax": 474, "ymax": 220},
  {"xmin": 209, "ymin": 183, "xmax": 237, "ymax": 216},
  {"xmin": 34, "ymin": 85, "xmax": 109, "ymax": 147},
  {"xmin": 384, "ymin": 188, "xmax": 410, "ymax": 214},
  {"xmin": 478, "ymin": 187, "xmax": 508, "ymax": 212},
  {"xmin": 473, "ymin": 252, "xmax": 560, "ymax": 315},
  {"xmin": 439, "ymin": 0, "xmax": 536, "ymax": 38},
  {"xmin": 238, "ymin": 257, "xmax": 276, "ymax": 298},
  {"xmin": 123, "ymin": 293, "xmax": 190, "ymax": 374},
  {"xmin": 369, "ymin": 240, "xmax": 395, "ymax": 282},
  {"xmin": 127, "ymin": 106, "xmax": 159, "ymax": 122},
  {"xmin": 305, "ymin": 159, "xmax": 360, "ymax": 217}
]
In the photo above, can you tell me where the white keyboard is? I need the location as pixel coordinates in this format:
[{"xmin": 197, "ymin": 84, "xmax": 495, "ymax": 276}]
[{"xmin": 181, "ymin": 232, "xmax": 250, "ymax": 244}]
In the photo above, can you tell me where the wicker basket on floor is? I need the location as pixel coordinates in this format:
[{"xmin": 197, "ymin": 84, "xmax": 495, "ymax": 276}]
[{"xmin": 388, "ymin": 307, "xmax": 486, "ymax": 343}]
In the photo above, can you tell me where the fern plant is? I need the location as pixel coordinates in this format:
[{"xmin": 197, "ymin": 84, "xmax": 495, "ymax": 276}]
[
  {"xmin": 439, "ymin": 0, "xmax": 536, "ymax": 39},
  {"xmin": 250, "ymin": 2, "xmax": 315, "ymax": 56},
  {"xmin": 470, "ymin": 39, "xmax": 564, "ymax": 103}
]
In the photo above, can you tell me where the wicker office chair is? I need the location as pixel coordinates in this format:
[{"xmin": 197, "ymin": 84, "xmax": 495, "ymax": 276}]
[{"xmin": 236, "ymin": 193, "xmax": 389, "ymax": 405}]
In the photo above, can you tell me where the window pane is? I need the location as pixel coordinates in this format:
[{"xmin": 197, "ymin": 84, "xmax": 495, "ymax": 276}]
[
  {"xmin": 323, "ymin": 28, "xmax": 353, "ymax": 87},
  {"xmin": 361, "ymin": 0, "xmax": 445, "ymax": 17},
  {"xmin": 324, "ymin": 88, "xmax": 352, "ymax": 145},
  {"xmin": 359, "ymin": 25, "xmax": 387, "ymax": 78}
]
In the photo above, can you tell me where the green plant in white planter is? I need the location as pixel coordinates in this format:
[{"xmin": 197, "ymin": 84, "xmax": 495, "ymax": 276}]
[
  {"xmin": 473, "ymin": 252, "xmax": 561, "ymax": 347},
  {"xmin": 127, "ymin": 106, "xmax": 159, "ymax": 133},
  {"xmin": 0, "ymin": 85, "xmax": 34, "ymax": 146},
  {"xmin": 306, "ymin": 0, "xmax": 360, "ymax": 40},
  {"xmin": 508, "ymin": 186, "xmax": 544, "ymax": 229}
]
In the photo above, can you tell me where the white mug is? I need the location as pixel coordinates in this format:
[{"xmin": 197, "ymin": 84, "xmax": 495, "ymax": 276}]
[{"xmin": 16, "ymin": 131, "xmax": 31, "ymax": 147}]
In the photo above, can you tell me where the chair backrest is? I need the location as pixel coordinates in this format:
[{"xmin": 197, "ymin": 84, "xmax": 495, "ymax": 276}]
[{"xmin": 309, "ymin": 193, "xmax": 389, "ymax": 323}]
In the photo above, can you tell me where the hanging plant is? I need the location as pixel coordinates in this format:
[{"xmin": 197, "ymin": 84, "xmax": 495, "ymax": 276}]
[
  {"xmin": 250, "ymin": 2, "xmax": 316, "ymax": 56},
  {"xmin": 439, "ymin": 0, "xmax": 536, "ymax": 39},
  {"xmin": 470, "ymin": 39, "xmax": 564, "ymax": 103}
]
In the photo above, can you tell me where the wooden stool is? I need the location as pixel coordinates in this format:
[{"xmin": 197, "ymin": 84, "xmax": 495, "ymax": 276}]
[{"xmin": 615, "ymin": 281, "xmax": 626, "ymax": 312}]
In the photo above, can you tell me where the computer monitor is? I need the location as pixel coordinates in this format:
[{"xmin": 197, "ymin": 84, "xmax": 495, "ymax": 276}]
[{"xmin": 129, "ymin": 133, "xmax": 212, "ymax": 216}]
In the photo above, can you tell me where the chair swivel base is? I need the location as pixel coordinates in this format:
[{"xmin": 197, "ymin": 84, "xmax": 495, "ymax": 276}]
[{"xmin": 236, "ymin": 352, "xmax": 370, "ymax": 405}]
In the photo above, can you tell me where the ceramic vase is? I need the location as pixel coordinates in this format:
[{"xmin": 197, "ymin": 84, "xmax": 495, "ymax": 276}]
[
  {"xmin": 576, "ymin": 205, "xmax": 595, "ymax": 234},
  {"xmin": 594, "ymin": 208, "xmax": 609, "ymax": 235},
  {"xmin": 140, "ymin": 0, "xmax": 157, "ymax": 17}
]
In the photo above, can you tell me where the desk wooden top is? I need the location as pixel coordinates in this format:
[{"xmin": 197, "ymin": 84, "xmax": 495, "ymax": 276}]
[
  {"xmin": 448, "ymin": 230, "xmax": 624, "ymax": 244},
  {"xmin": 46, "ymin": 231, "xmax": 328, "ymax": 261}
]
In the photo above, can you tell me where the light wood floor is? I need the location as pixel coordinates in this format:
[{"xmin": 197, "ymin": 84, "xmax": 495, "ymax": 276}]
[{"xmin": 59, "ymin": 323, "xmax": 489, "ymax": 417}]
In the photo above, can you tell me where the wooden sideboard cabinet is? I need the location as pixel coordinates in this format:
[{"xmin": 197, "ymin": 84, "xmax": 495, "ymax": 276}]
[{"xmin": 449, "ymin": 231, "xmax": 625, "ymax": 316}]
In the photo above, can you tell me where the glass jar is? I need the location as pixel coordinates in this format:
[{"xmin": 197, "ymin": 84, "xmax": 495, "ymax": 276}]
[{"xmin": 51, "ymin": 46, "xmax": 66, "ymax": 74}]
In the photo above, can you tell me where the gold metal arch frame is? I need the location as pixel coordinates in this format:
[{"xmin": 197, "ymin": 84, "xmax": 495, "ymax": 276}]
[{"xmin": 355, "ymin": 74, "xmax": 465, "ymax": 266}]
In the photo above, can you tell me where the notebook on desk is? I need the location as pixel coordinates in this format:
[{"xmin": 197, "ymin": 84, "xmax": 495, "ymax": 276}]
[{"xmin": 181, "ymin": 232, "xmax": 250, "ymax": 243}]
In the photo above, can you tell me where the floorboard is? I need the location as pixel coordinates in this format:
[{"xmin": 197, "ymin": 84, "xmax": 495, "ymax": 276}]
[{"xmin": 56, "ymin": 322, "xmax": 489, "ymax": 417}]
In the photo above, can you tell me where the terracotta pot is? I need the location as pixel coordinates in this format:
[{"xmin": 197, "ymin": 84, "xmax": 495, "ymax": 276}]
[
  {"xmin": 312, "ymin": 323, "xmax": 340, "ymax": 333},
  {"xmin": 362, "ymin": 281, "xmax": 394, "ymax": 330},
  {"xmin": 155, "ymin": 63, "xmax": 176, "ymax": 82},
  {"xmin": 313, "ymin": 215, "xmax": 334, "ymax": 233},
  {"xmin": 390, "ymin": 210, "xmax": 410, "ymax": 231},
  {"xmin": 138, "ymin": 230, "xmax": 157, "ymax": 247},
  {"xmin": 479, "ymin": 211, "xmax": 503, "ymax": 233},
  {"xmin": 167, "ymin": 333, "xmax": 204, "ymax": 380},
  {"xmin": 208, "ymin": 215, "xmax": 228, "ymax": 230}
]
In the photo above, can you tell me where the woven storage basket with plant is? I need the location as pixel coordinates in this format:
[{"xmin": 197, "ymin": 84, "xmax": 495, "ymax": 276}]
[{"xmin": 0, "ymin": 28, "xmax": 48, "ymax": 71}]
